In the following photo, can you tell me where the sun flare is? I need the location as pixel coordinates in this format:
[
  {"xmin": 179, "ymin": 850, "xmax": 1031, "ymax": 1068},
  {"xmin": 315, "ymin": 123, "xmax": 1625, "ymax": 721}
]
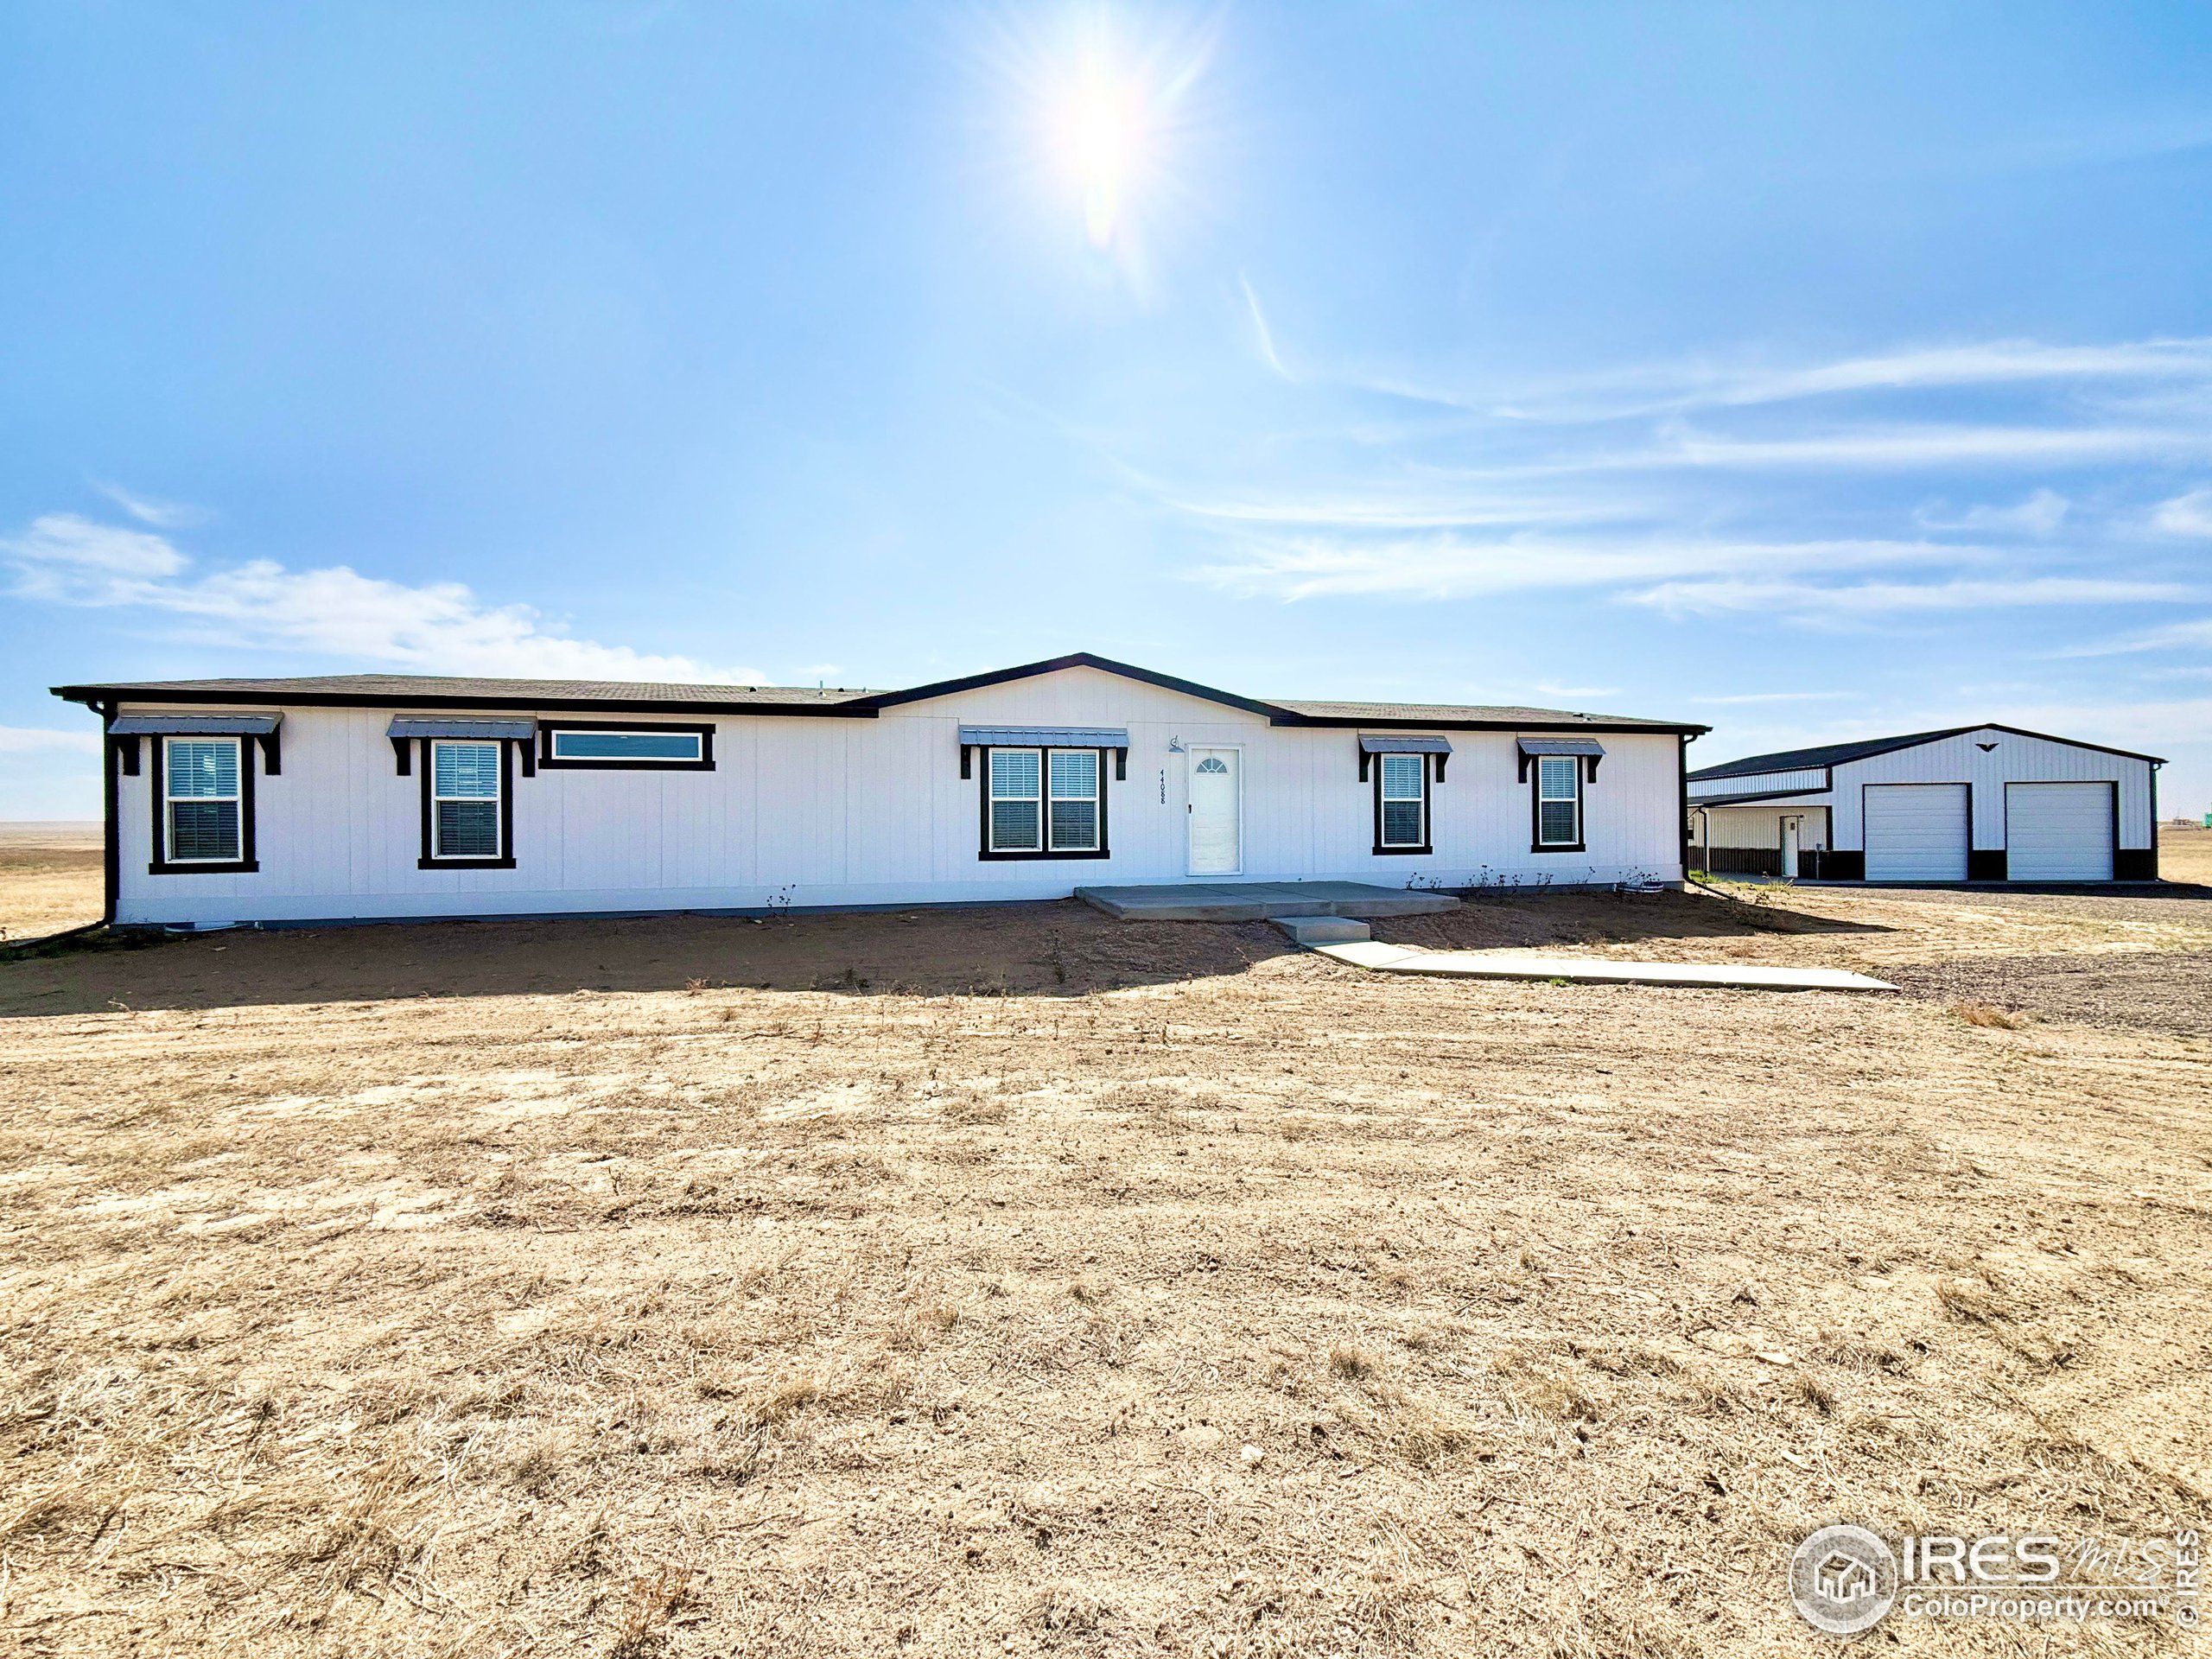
[{"xmin": 1060, "ymin": 59, "xmax": 1147, "ymax": 246}]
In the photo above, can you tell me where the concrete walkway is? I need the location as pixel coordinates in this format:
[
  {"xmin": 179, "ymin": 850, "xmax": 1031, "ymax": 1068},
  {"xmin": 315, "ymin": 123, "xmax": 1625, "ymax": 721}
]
[
  {"xmin": 1075, "ymin": 881, "xmax": 1459, "ymax": 922},
  {"xmin": 1312, "ymin": 940, "xmax": 1897, "ymax": 993}
]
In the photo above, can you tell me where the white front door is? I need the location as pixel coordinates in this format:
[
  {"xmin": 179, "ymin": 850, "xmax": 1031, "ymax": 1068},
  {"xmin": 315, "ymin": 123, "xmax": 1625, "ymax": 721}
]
[
  {"xmin": 1780, "ymin": 816, "xmax": 1800, "ymax": 879},
  {"xmin": 1187, "ymin": 748, "xmax": 1242, "ymax": 875}
]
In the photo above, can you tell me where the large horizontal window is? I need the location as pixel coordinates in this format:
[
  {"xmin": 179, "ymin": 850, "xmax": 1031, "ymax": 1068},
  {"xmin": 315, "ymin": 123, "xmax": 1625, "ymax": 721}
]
[
  {"xmin": 981, "ymin": 747, "xmax": 1110, "ymax": 861},
  {"xmin": 539, "ymin": 721, "xmax": 714, "ymax": 770}
]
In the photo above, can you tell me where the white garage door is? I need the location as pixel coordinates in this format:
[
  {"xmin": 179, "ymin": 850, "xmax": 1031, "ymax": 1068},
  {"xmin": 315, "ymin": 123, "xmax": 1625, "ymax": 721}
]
[
  {"xmin": 1864, "ymin": 784, "xmax": 1968, "ymax": 881},
  {"xmin": 2006, "ymin": 783, "xmax": 2113, "ymax": 881}
]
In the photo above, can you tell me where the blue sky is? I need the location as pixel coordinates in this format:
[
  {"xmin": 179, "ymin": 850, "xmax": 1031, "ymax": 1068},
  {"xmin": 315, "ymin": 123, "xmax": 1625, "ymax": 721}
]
[{"xmin": 6, "ymin": 3, "xmax": 2212, "ymax": 817}]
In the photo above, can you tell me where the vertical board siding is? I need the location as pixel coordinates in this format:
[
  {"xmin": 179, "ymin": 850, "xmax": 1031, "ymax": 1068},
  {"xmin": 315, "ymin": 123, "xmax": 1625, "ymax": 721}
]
[
  {"xmin": 1828, "ymin": 730, "xmax": 2152, "ymax": 853},
  {"xmin": 111, "ymin": 666, "xmax": 1690, "ymax": 925}
]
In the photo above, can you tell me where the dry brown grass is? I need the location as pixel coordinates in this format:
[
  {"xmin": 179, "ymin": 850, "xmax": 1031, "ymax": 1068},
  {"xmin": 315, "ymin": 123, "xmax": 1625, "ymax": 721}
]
[
  {"xmin": 0, "ymin": 822, "xmax": 101, "ymax": 943},
  {"xmin": 1949, "ymin": 999, "xmax": 2030, "ymax": 1029},
  {"xmin": 1, "ymin": 870, "xmax": 2209, "ymax": 1654},
  {"xmin": 2161, "ymin": 819, "xmax": 2212, "ymax": 886}
]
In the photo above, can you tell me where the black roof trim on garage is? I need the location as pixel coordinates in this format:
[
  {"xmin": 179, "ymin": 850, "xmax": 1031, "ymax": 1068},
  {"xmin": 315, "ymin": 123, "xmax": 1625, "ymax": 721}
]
[{"xmin": 1691, "ymin": 722, "xmax": 2165, "ymax": 781}]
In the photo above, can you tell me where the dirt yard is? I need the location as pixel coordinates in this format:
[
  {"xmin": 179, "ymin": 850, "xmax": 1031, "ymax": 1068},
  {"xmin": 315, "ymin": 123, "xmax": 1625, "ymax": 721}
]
[{"xmin": 2, "ymin": 844, "xmax": 2209, "ymax": 1656}]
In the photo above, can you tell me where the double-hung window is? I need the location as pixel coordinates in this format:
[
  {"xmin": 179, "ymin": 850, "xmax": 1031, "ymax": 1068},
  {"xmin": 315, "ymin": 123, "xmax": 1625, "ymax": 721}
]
[
  {"xmin": 983, "ymin": 747, "xmax": 1108, "ymax": 857},
  {"xmin": 988, "ymin": 749, "xmax": 1043, "ymax": 851},
  {"xmin": 1535, "ymin": 755, "xmax": 1583, "ymax": 848},
  {"xmin": 163, "ymin": 737, "xmax": 243, "ymax": 863},
  {"xmin": 1378, "ymin": 754, "xmax": 1427, "ymax": 849},
  {"xmin": 429, "ymin": 740, "xmax": 505, "ymax": 861},
  {"xmin": 1047, "ymin": 750, "xmax": 1100, "ymax": 852}
]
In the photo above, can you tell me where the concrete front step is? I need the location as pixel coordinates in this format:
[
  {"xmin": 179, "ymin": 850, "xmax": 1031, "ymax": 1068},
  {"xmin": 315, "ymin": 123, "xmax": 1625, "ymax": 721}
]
[
  {"xmin": 1074, "ymin": 881, "xmax": 1459, "ymax": 923},
  {"xmin": 1270, "ymin": 914, "xmax": 1373, "ymax": 945}
]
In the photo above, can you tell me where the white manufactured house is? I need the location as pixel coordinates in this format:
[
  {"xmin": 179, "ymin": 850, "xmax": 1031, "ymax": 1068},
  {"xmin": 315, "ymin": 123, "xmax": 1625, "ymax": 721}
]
[
  {"xmin": 1688, "ymin": 724, "xmax": 2163, "ymax": 884},
  {"xmin": 56, "ymin": 653, "xmax": 1707, "ymax": 930}
]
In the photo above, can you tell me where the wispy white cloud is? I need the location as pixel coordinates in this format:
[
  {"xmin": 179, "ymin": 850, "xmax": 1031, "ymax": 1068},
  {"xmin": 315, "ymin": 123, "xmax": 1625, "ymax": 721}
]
[
  {"xmin": 1166, "ymin": 488, "xmax": 1645, "ymax": 531},
  {"xmin": 1528, "ymin": 681, "xmax": 1619, "ymax": 701},
  {"xmin": 2066, "ymin": 614, "xmax": 2212, "ymax": 657},
  {"xmin": 0, "ymin": 724, "xmax": 102, "ymax": 754},
  {"xmin": 3, "ymin": 513, "xmax": 765, "ymax": 683},
  {"xmin": 1195, "ymin": 533, "xmax": 1958, "ymax": 602},
  {"xmin": 1240, "ymin": 276, "xmax": 1294, "ymax": 382},
  {"xmin": 1631, "ymin": 575, "xmax": 2189, "ymax": 620},
  {"xmin": 1689, "ymin": 690, "xmax": 1856, "ymax": 705},
  {"xmin": 90, "ymin": 480, "xmax": 206, "ymax": 529},
  {"xmin": 8, "ymin": 512, "xmax": 188, "ymax": 581},
  {"xmin": 1594, "ymin": 423, "xmax": 2205, "ymax": 474},
  {"xmin": 2152, "ymin": 487, "xmax": 2212, "ymax": 537},
  {"xmin": 1362, "ymin": 336, "xmax": 2212, "ymax": 423},
  {"xmin": 1915, "ymin": 488, "xmax": 2070, "ymax": 537}
]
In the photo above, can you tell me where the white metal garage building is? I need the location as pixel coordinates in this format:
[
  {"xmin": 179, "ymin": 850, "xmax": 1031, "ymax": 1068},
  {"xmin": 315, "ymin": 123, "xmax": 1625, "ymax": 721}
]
[{"xmin": 1687, "ymin": 724, "xmax": 2162, "ymax": 884}]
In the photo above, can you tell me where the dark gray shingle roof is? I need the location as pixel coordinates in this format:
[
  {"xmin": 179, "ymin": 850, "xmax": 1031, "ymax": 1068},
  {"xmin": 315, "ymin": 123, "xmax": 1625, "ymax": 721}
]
[{"xmin": 54, "ymin": 656, "xmax": 1707, "ymax": 733}]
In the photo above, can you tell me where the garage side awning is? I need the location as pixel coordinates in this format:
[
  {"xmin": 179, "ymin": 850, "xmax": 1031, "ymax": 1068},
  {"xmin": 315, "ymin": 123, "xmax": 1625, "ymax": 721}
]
[{"xmin": 1518, "ymin": 734, "xmax": 1606, "ymax": 780}]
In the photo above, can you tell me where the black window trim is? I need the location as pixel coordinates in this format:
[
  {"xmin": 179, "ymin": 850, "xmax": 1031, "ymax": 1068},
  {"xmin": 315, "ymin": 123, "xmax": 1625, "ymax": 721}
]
[
  {"xmin": 148, "ymin": 733, "xmax": 259, "ymax": 874},
  {"xmin": 1370, "ymin": 751, "xmax": 1433, "ymax": 856},
  {"xmin": 417, "ymin": 737, "xmax": 518, "ymax": 870},
  {"xmin": 1529, "ymin": 752, "xmax": 1588, "ymax": 854},
  {"xmin": 976, "ymin": 745, "xmax": 1112, "ymax": 862},
  {"xmin": 537, "ymin": 718, "xmax": 716, "ymax": 772}
]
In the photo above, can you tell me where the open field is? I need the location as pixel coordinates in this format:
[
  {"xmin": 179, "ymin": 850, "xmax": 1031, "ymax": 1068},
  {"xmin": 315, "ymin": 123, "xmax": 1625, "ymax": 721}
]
[
  {"xmin": 2159, "ymin": 820, "xmax": 2212, "ymax": 887},
  {"xmin": 0, "ymin": 822, "xmax": 100, "ymax": 944},
  {"xmin": 2, "ymin": 852, "xmax": 2209, "ymax": 1654}
]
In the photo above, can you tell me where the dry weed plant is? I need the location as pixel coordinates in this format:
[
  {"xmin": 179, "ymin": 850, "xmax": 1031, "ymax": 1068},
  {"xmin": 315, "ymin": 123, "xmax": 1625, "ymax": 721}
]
[{"xmin": 0, "ymin": 889, "xmax": 2207, "ymax": 1654}]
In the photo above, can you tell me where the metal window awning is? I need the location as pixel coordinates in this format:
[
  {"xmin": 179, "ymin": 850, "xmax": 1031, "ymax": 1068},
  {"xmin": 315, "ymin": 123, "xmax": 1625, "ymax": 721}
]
[
  {"xmin": 1518, "ymin": 734, "xmax": 1605, "ymax": 781},
  {"xmin": 1516, "ymin": 737, "xmax": 1605, "ymax": 757},
  {"xmin": 1357, "ymin": 733, "xmax": 1452, "ymax": 781},
  {"xmin": 387, "ymin": 716, "xmax": 538, "ymax": 777},
  {"xmin": 110, "ymin": 714, "xmax": 282, "ymax": 735},
  {"xmin": 388, "ymin": 717, "xmax": 537, "ymax": 741},
  {"xmin": 107, "ymin": 713, "xmax": 284, "ymax": 777},
  {"xmin": 1358, "ymin": 734, "xmax": 1452, "ymax": 754},
  {"xmin": 957, "ymin": 725, "xmax": 1129, "ymax": 783},
  {"xmin": 957, "ymin": 725, "xmax": 1128, "ymax": 747}
]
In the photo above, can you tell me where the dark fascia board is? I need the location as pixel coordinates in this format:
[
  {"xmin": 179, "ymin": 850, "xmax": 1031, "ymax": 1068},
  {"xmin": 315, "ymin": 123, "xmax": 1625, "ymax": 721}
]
[
  {"xmin": 849, "ymin": 652, "xmax": 1709, "ymax": 734},
  {"xmin": 1691, "ymin": 722, "xmax": 2166, "ymax": 780},
  {"xmin": 1965, "ymin": 722, "xmax": 2165, "ymax": 767},
  {"xmin": 54, "ymin": 654, "xmax": 1713, "ymax": 736},
  {"xmin": 54, "ymin": 683, "xmax": 879, "ymax": 719},
  {"xmin": 1689, "ymin": 728, "xmax": 1974, "ymax": 781},
  {"xmin": 853, "ymin": 652, "xmax": 1294, "ymax": 721},
  {"xmin": 1315, "ymin": 712, "xmax": 1708, "ymax": 734}
]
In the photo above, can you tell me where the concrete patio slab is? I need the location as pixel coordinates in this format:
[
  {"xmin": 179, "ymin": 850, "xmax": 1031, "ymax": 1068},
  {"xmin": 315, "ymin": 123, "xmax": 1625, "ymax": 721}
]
[
  {"xmin": 1075, "ymin": 881, "xmax": 1459, "ymax": 922},
  {"xmin": 1312, "ymin": 942, "xmax": 1897, "ymax": 993}
]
